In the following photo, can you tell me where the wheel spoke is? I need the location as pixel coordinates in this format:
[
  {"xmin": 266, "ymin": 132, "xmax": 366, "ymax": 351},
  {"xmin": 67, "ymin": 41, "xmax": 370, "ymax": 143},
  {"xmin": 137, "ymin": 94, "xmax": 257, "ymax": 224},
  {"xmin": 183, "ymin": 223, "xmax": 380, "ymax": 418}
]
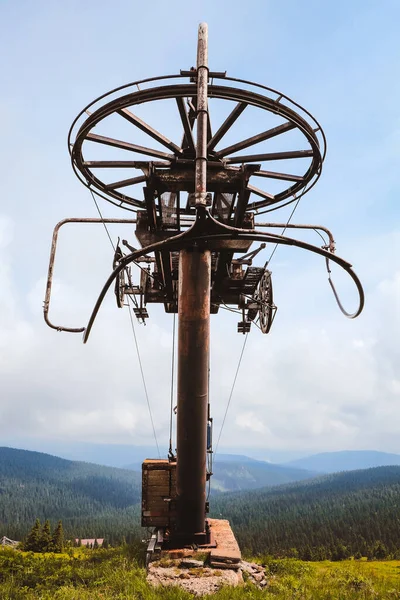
[
  {"xmin": 83, "ymin": 160, "xmax": 171, "ymax": 168},
  {"xmin": 254, "ymin": 170, "xmax": 305, "ymax": 182},
  {"xmin": 247, "ymin": 184, "xmax": 275, "ymax": 202},
  {"xmin": 176, "ymin": 98, "xmax": 195, "ymax": 153},
  {"xmin": 86, "ymin": 133, "xmax": 174, "ymax": 160},
  {"xmin": 215, "ymin": 121, "xmax": 296, "ymax": 158},
  {"xmin": 117, "ymin": 108, "xmax": 183, "ymax": 155},
  {"xmin": 207, "ymin": 102, "xmax": 247, "ymax": 151},
  {"xmin": 225, "ymin": 149, "xmax": 313, "ymax": 164},
  {"xmin": 105, "ymin": 175, "xmax": 147, "ymax": 190}
]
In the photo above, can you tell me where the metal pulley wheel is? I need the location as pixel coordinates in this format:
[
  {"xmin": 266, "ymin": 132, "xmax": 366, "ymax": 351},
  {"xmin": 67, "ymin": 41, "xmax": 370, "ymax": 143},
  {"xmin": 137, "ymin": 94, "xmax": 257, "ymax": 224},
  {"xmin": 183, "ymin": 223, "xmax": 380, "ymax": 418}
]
[
  {"xmin": 115, "ymin": 270, "xmax": 126, "ymax": 308},
  {"xmin": 257, "ymin": 270, "xmax": 274, "ymax": 333},
  {"xmin": 113, "ymin": 244, "xmax": 126, "ymax": 308}
]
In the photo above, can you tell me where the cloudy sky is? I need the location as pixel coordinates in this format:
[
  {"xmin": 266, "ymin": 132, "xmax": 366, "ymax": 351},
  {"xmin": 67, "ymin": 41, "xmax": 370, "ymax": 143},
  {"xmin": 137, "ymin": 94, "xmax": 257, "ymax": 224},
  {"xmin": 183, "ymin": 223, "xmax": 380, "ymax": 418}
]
[{"xmin": 1, "ymin": 0, "xmax": 399, "ymax": 462}]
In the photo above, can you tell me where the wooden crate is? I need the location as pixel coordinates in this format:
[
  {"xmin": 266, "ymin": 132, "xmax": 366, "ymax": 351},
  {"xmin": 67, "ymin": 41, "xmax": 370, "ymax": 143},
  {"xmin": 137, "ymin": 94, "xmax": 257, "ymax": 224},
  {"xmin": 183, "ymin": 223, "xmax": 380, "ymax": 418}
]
[{"xmin": 142, "ymin": 459, "xmax": 177, "ymax": 528}]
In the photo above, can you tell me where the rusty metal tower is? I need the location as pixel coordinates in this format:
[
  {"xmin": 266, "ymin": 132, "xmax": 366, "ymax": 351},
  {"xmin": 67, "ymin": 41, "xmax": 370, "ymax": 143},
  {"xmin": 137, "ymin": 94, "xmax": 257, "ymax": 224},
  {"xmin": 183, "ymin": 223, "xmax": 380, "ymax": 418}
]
[{"xmin": 44, "ymin": 24, "xmax": 364, "ymax": 552}]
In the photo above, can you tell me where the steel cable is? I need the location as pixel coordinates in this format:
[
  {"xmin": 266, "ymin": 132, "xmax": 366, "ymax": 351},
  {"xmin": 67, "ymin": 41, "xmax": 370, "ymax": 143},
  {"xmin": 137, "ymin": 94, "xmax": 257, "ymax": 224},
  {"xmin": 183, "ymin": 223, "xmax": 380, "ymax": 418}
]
[
  {"xmin": 168, "ymin": 313, "xmax": 176, "ymax": 459},
  {"xmin": 214, "ymin": 192, "xmax": 305, "ymax": 461},
  {"xmin": 88, "ymin": 190, "xmax": 161, "ymax": 458},
  {"xmin": 214, "ymin": 333, "xmax": 249, "ymax": 457},
  {"xmin": 127, "ymin": 305, "xmax": 160, "ymax": 458}
]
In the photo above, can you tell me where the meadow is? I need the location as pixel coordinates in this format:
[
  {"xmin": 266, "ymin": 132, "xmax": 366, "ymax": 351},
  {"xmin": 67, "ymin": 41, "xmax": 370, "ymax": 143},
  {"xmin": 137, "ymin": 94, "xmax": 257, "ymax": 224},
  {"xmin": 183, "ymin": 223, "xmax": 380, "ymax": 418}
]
[{"xmin": 0, "ymin": 546, "xmax": 399, "ymax": 599}]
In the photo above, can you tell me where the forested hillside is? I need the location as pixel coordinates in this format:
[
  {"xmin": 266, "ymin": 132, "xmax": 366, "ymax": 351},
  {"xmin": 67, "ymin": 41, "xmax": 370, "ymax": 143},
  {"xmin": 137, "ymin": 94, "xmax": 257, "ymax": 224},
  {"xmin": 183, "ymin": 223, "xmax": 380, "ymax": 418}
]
[
  {"xmin": 125, "ymin": 455, "xmax": 316, "ymax": 492},
  {"xmin": 212, "ymin": 466, "xmax": 400, "ymax": 559},
  {"xmin": 210, "ymin": 459, "xmax": 316, "ymax": 492},
  {"xmin": 3, "ymin": 447, "xmax": 400, "ymax": 561},
  {"xmin": 0, "ymin": 447, "xmax": 141, "ymax": 542}
]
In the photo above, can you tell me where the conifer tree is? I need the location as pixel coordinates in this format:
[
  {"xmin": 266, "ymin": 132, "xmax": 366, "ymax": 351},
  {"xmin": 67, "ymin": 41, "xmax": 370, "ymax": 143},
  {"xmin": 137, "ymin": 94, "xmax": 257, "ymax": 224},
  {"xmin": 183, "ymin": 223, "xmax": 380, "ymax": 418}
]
[
  {"xmin": 25, "ymin": 518, "xmax": 41, "ymax": 552},
  {"xmin": 40, "ymin": 519, "xmax": 52, "ymax": 552},
  {"xmin": 93, "ymin": 538, "xmax": 99, "ymax": 549},
  {"xmin": 52, "ymin": 520, "xmax": 64, "ymax": 553}
]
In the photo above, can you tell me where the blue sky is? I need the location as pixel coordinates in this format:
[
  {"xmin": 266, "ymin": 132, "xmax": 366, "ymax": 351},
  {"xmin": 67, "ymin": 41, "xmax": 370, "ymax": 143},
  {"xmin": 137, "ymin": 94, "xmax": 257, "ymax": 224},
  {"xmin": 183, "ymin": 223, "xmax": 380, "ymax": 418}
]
[{"xmin": 0, "ymin": 0, "xmax": 399, "ymax": 460}]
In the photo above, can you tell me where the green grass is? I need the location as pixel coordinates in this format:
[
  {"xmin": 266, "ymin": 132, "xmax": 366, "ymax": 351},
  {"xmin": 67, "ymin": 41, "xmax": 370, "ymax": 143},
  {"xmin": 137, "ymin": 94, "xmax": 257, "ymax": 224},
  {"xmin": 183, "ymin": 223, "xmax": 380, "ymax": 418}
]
[{"xmin": 0, "ymin": 547, "xmax": 399, "ymax": 599}]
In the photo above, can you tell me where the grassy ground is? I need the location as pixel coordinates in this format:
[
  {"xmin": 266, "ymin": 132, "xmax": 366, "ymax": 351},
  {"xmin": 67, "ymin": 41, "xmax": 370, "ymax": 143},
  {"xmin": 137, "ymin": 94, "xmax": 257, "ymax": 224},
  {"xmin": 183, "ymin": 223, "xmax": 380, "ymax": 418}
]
[{"xmin": 0, "ymin": 547, "xmax": 399, "ymax": 598}]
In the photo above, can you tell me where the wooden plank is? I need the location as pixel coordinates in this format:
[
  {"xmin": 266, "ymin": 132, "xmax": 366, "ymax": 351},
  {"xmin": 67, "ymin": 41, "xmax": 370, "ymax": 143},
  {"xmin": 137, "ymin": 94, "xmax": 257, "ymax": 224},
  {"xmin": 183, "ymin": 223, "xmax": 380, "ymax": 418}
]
[
  {"xmin": 145, "ymin": 485, "xmax": 171, "ymax": 495},
  {"xmin": 210, "ymin": 549, "xmax": 241, "ymax": 563},
  {"xmin": 147, "ymin": 472, "xmax": 170, "ymax": 484},
  {"xmin": 145, "ymin": 499, "xmax": 171, "ymax": 510},
  {"xmin": 142, "ymin": 517, "xmax": 171, "ymax": 527},
  {"xmin": 142, "ymin": 510, "xmax": 177, "ymax": 518},
  {"xmin": 209, "ymin": 560, "xmax": 241, "ymax": 570}
]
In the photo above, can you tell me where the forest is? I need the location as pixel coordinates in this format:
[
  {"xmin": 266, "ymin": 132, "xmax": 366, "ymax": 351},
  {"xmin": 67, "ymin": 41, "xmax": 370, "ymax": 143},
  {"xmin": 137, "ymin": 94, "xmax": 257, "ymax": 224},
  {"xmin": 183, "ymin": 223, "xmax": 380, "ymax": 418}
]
[
  {"xmin": 212, "ymin": 466, "xmax": 400, "ymax": 560},
  {"xmin": 0, "ymin": 447, "xmax": 142, "ymax": 544},
  {"xmin": 2, "ymin": 447, "xmax": 400, "ymax": 561}
]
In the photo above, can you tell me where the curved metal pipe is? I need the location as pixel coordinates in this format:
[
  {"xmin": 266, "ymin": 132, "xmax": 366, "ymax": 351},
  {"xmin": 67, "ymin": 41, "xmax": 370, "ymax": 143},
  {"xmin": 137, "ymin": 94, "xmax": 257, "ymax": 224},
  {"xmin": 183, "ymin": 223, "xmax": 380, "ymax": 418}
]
[
  {"xmin": 43, "ymin": 217, "xmax": 136, "ymax": 333},
  {"xmin": 82, "ymin": 227, "xmax": 364, "ymax": 343},
  {"xmin": 255, "ymin": 222, "xmax": 335, "ymax": 252},
  {"xmin": 82, "ymin": 225, "xmax": 194, "ymax": 342}
]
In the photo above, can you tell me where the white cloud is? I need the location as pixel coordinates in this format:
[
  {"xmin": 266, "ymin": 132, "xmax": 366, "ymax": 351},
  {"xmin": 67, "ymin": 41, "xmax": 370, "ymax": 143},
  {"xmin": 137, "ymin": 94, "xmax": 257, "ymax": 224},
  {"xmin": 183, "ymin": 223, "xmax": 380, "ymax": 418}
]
[
  {"xmin": 235, "ymin": 411, "xmax": 269, "ymax": 435},
  {"xmin": 1, "ymin": 1, "xmax": 399, "ymax": 458}
]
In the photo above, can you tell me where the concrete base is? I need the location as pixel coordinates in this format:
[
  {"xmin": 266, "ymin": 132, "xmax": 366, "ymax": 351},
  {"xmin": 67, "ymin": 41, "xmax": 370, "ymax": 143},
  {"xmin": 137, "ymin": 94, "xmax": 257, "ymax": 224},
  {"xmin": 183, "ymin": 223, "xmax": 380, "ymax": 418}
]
[
  {"xmin": 208, "ymin": 518, "xmax": 241, "ymax": 568},
  {"xmin": 146, "ymin": 522, "xmax": 269, "ymax": 595},
  {"xmin": 150, "ymin": 518, "xmax": 241, "ymax": 566}
]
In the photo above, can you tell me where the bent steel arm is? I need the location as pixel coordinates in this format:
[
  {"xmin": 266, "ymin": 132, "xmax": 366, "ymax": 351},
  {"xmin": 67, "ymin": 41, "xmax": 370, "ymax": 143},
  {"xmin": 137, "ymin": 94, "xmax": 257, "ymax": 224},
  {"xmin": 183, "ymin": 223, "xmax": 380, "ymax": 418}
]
[
  {"xmin": 255, "ymin": 222, "xmax": 335, "ymax": 252},
  {"xmin": 43, "ymin": 217, "xmax": 136, "ymax": 332},
  {"xmin": 83, "ymin": 224, "xmax": 364, "ymax": 343}
]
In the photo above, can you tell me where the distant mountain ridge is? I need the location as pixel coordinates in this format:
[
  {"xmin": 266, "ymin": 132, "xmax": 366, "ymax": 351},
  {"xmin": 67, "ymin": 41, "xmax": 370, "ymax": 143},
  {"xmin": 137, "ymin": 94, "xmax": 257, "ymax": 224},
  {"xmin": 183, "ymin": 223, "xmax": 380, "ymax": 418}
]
[
  {"xmin": 124, "ymin": 453, "xmax": 318, "ymax": 492},
  {"xmin": 284, "ymin": 450, "xmax": 400, "ymax": 473},
  {"xmin": 209, "ymin": 459, "xmax": 316, "ymax": 492}
]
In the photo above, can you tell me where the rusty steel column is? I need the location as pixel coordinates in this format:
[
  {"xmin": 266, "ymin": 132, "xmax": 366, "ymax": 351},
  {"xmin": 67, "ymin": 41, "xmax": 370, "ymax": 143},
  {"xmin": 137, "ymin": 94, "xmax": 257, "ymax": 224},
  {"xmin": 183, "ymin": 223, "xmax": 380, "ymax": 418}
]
[
  {"xmin": 175, "ymin": 23, "xmax": 211, "ymax": 538},
  {"xmin": 176, "ymin": 248, "xmax": 211, "ymax": 535}
]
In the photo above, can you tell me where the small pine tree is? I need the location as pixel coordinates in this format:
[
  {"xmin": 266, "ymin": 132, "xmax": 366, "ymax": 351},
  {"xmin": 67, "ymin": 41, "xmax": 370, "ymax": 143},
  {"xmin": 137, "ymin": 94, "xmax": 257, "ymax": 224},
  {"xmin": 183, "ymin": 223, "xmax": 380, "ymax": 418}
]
[
  {"xmin": 373, "ymin": 540, "xmax": 388, "ymax": 560},
  {"xmin": 93, "ymin": 538, "xmax": 99, "ymax": 549},
  {"xmin": 40, "ymin": 520, "xmax": 52, "ymax": 552},
  {"xmin": 25, "ymin": 518, "xmax": 41, "ymax": 552},
  {"xmin": 52, "ymin": 520, "xmax": 64, "ymax": 553},
  {"xmin": 102, "ymin": 538, "xmax": 109, "ymax": 549}
]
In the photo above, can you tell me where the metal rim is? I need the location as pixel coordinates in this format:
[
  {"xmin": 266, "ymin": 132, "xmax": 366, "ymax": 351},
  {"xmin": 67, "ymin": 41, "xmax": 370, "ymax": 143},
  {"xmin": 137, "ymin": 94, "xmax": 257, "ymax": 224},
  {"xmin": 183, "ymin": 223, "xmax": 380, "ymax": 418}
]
[
  {"xmin": 258, "ymin": 270, "xmax": 274, "ymax": 333},
  {"xmin": 115, "ymin": 270, "xmax": 125, "ymax": 308},
  {"xmin": 69, "ymin": 76, "xmax": 325, "ymax": 214}
]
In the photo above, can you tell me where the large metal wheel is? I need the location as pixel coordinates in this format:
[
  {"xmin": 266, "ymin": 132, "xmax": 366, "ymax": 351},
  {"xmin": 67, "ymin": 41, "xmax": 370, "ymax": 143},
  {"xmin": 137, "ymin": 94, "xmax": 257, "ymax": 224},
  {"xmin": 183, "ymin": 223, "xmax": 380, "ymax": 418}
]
[{"xmin": 69, "ymin": 74, "xmax": 325, "ymax": 215}]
